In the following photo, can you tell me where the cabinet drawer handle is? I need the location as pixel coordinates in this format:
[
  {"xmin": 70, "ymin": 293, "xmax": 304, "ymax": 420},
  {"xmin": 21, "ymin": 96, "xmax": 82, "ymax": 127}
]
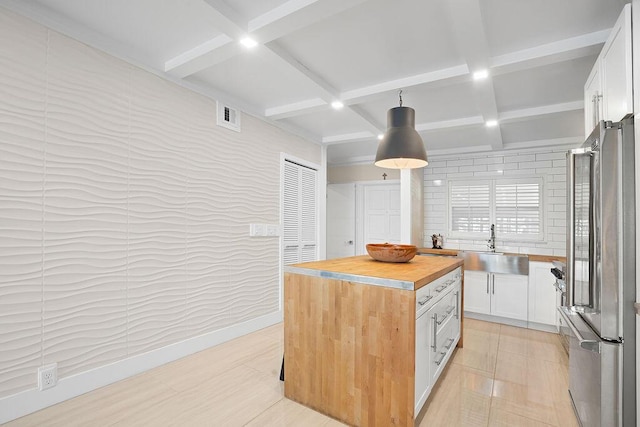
[
  {"xmin": 437, "ymin": 312, "xmax": 448, "ymax": 325},
  {"xmin": 435, "ymin": 285, "xmax": 446, "ymax": 293},
  {"xmin": 418, "ymin": 295, "xmax": 433, "ymax": 306},
  {"xmin": 486, "ymin": 275, "xmax": 490, "ymax": 294},
  {"xmin": 434, "ymin": 351, "xmax": 447, "ymax": 366},
  {"xmin": 454, "ymin": 291, "xmax": 460, "ymax": 319},
  {"xmin": 444, "ymin": 338, "xmax": 455, "ymax": 349},
  {"xmin": 431, "ymin": 314, "xmax": 438, "ymax": 352}
]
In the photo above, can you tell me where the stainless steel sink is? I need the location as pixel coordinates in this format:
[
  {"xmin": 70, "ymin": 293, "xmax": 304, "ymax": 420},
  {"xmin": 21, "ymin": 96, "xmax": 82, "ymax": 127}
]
[{"xmin": 457, "ymin": 251, "xmax": 529, "ymax": 275}]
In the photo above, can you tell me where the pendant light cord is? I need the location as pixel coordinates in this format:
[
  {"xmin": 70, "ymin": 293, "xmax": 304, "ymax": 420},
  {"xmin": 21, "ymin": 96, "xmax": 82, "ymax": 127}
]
[{"xmin": 398, "ymin": 89, "xmax": 403, "ymax": 107}]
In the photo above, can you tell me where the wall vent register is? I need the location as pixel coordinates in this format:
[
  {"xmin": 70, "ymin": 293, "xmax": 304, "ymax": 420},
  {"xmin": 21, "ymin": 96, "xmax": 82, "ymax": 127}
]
[{"xmin": 216, "ymin": 101, "xmax": 241, "ymax": 132}]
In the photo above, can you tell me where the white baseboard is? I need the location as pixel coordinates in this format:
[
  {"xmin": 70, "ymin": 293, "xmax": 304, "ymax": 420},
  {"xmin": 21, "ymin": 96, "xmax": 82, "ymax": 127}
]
[
  {"xmin": 0, "ymin": 311, "xmax": 282, "ymax": 424},
  {"xmin": 464, "ymin": 311, "xmax": 557, "ymax": 333}
]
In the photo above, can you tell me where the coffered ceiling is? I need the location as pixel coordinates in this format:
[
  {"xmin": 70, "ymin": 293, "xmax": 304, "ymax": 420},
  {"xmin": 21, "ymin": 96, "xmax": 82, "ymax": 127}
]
[{"xmin": 1, "ymin": 0, "xmax": 627, "ymax": 165}]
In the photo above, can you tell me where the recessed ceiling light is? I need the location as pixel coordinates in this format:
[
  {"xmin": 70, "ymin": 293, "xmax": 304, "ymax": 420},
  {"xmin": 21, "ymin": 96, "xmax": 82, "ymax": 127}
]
[
  {"xmin": 485, "ymin": 120, "xmax": 498, "ymax": 127},
  {"xmin": 331, "ymin": 101, "xmax": 344, "ymax": 110},
  {"xmin": 473, "ymin": 69, "xmax": 489, "ymax": 80},
  {"xmin": 240, "ymin": 37, "xmax": 258, "ymax": 48},
  {"xmin": 377, "ymin": 134, "xmax": 384, "ymax": 140}
]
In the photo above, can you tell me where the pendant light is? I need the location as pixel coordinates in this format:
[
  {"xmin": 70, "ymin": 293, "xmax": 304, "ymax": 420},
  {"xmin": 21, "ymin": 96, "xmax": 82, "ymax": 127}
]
[{"xmin": 374, "ymin": 90, "xmax": 428, "ymax": 169}]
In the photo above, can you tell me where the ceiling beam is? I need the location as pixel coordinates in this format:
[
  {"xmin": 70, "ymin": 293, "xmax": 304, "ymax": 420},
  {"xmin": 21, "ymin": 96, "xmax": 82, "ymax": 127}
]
[
  {"xmin": 265, "ymin": 30, "xmax": 610, "ymax": 120},
  {"xmin": 165, "ymin": 0, "xmax": 367, "ymax": 77},
  {"xmin": 444, "ymin": 0, "xmax": 502, "ymax": 150},
  {"xmin": 491, "ymin": 29, "xmax": 608, "ymax": 75},
  {"xmin": 498, "ymin": 100, "xmax": 583, "ymax": 123},
  {"xmin": 249, "ymin": 0, "xmax": 368, "ymax": 42},
  {"xmin": 264, "ymin": 41, "xmax": 383, "ymax": 133},
  {"xmin": 340, "ymin": 65, "xmax": 469, "ymax": 105},
  {"xmin": 165, "ymin": 0, "xmax": 383, "ymax": 134},
  {"xmin": 265, "ymin": 29, "xmax": 605, "ymax": 121},
  {"xmin": 323, "ymin": 131, "xmax": 375, "ymax": 144},
  {"xmin": 416, "ymin": 116, "xmax": 484, "ymax": 132},
  {"xmin": 322, "ymin": 100, "xmax": 582, "ymax": 144},
  {"xmin": 265, "ymin": 97, "xmax": 328, "ymax": 119},
  {"xmin": 164, "ymin": 34, "xmax": 238, "ymax": 78}
]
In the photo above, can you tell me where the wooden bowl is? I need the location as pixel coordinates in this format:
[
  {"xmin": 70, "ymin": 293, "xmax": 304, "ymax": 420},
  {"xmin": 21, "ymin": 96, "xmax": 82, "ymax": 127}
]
[{"xmin": 366, "ymin": 243, "xmax": 417, "ymax": 263}]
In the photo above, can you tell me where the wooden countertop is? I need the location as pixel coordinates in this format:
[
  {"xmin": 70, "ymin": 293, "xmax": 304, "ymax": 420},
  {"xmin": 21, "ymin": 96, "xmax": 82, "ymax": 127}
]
[
  {"xmin": 417, "ymin": 248, "xmax": 566, "ymax": 263},
  {"xmin": 286, "ymin": 255, "xmax": 463, "ymax": 291}
]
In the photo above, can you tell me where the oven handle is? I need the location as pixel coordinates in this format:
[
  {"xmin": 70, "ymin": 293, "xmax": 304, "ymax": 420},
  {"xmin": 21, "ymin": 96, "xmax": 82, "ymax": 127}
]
[{"xmin": 557, "ymin": 307, "xmax": 600, "ymax": 353}]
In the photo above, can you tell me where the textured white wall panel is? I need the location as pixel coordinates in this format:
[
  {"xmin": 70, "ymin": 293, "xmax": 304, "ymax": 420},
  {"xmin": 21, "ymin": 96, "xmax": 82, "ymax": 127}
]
[
  {"xmin": 0, "ymin": 6, "xmax": 321, "ymax": 403},
  {"xmin": 183, "ymin": 98, "xmax": 234, "ymax": 336},
  {"xmin": 43, "ymin": 33, "xmax": 129, "ymax": 377},
  {"xmin": 128, "ymin": 70, "xmax": 190, "ymax": 356},
  {"xmin": 0, "ymin": 8, "xmax": 47, "ymax": 396}
]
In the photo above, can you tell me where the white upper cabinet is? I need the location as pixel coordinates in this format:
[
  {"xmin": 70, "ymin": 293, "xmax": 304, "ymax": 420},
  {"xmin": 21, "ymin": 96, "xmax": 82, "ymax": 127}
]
[
  {"xmin": 584, "ymin": 63, "xmax": 602, "ymax": 137},
  {"xmin": 584, "ymin": 4, "xmax": 632, "ymax": 138}
]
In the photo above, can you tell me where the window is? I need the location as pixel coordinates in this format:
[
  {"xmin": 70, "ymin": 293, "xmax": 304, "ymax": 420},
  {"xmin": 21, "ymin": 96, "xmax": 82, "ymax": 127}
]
[
  {"xmin": 448, "ymin": 178, "xmax": 543, "ymax": 240},
  {"xmin": 282, "ymin": 159, "xmax": 318, "ymax": 265},
  {"xmin": 450, "ymin": 181, "xmax": 490, "ymax": 234}
]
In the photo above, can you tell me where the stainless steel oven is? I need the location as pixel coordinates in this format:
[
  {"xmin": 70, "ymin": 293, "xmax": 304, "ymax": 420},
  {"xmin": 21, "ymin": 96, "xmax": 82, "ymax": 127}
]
[{"xmin": 551, "ymin": 262, "xmax": 568, "ymax": 355}]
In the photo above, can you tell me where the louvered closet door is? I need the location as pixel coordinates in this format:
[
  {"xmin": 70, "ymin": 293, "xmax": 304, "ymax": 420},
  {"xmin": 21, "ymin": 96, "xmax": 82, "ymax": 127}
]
[{"xmin": 283, "ymin": 160, "xmax": 317, "ymax": 265}]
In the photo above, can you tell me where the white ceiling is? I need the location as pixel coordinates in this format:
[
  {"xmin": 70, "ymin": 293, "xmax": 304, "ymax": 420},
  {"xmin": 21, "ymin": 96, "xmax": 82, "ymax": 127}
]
[{"xmin": 1, "ymin": 0, "xmax": 627, "ymax": 165}]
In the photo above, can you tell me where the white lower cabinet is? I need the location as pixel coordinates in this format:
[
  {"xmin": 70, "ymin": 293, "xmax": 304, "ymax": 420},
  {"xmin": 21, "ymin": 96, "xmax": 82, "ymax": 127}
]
[
  {"xmin": 528, "ymin": 262, "xmax": 557, "ymax": 327},
  {"xmin": 464, "ymin": 270, "xmax": 528, "ymax": 320},
  {"xmin": 463, "ymin": 270, "xmax": 491, "ymax": 314}
]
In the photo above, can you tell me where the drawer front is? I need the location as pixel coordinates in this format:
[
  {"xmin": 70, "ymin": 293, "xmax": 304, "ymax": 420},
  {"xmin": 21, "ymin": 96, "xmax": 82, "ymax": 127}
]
[
  {"xmin": 431, "ymin": 286, "xmax": 459, "ymax": 334},
  {"xmin": 429, "ymin": 319, "xmax": 457, "ymax": 383},
  {"xmin": 416, "ymin": 267, "xmax": 462, "ymax": 315}
]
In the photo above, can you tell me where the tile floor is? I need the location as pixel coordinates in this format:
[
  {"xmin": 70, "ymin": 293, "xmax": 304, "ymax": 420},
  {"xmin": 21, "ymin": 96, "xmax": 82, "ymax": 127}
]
[{"xmin": 5, "ymin": 318, "xmax": 577, "ymax": 426}]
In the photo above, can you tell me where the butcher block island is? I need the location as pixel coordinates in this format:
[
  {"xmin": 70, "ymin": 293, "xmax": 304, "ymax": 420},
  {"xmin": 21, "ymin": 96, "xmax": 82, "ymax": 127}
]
[{"xmin": 283, "ymin": 255, "xmax": 464, "ymax": 426}]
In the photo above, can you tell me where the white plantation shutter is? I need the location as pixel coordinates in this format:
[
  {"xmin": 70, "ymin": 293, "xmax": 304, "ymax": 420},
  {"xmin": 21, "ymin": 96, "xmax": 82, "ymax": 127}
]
[
  {"xmin": 283, "ymin": 159, "xmax": 317, "ymax": 265},
  {"xmin": 495, "ymin": 180, "xmax": 542, "ymax": 238},
  {"xmin": 448, "ymin": 178, "xmax": 543, "ymax": 240},
  {"xmin": 450, "ymin": 181, "xmax": 491, "ymax": 233}
]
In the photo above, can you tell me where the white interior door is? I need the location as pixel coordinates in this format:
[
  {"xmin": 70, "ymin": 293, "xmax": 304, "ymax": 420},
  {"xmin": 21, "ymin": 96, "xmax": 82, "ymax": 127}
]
[
  {"xmin": 326, "ymin": 183, "xmax": 356, "ymax": 259},
  {"xmin": 361, "ymin": 183, "xmax": 400, "ymax": 254}
]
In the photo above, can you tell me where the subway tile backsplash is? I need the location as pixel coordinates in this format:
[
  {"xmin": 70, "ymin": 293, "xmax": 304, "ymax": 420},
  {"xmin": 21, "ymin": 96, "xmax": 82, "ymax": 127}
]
[{"xmin": 423, "ymin": 147, "xmax": 569, "ymax": 256}]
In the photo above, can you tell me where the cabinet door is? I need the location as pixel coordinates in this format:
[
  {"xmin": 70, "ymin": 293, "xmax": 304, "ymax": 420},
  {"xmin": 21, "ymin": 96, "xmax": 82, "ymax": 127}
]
[
  {"xmin": 528, "ymin": 262, "xmax": 557, "ymax": 326},
  {"xmin": 600, "ymin": 4, "xmax": 632, "ymax": 123},
  {"xmin": 584, "ymin": 63, "xmax": 602, "ymax": 138},
  {"xmin": 463, "ymin": 270, "xmax": 490, "ymax": 315},
  {"xmin": 414, "ymin": 311, "xmax": 431, "ymax": 411},
  {"xmin": 491, "ymin": 273, "xmax": 528, "ymax": 320}
]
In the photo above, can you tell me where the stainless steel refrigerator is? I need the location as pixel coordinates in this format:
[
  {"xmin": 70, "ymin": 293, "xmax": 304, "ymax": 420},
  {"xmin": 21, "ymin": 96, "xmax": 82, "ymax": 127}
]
[{"xmin": 560, "ymin": 116, "xmax": 636, "ymax": 427}]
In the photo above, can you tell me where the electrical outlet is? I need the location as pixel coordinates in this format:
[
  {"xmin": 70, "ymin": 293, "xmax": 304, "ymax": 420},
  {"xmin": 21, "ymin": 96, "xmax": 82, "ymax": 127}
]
[{"xmin": 38, "ymin": 363, "xmax": 57, "ymax": 391}]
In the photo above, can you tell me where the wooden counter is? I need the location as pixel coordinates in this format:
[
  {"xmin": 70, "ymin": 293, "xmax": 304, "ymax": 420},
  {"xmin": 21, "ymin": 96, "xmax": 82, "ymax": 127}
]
[
  {"xmin": 417, "ymin": 248, "xmax": 566, "ymax": 263},
  {"xmin": 284, "ymin": 255, "xmax": 464, "ymax": 426},
  {"xmin": 285, "ymin": 255, "xmax": 463, "ymax": 290}
]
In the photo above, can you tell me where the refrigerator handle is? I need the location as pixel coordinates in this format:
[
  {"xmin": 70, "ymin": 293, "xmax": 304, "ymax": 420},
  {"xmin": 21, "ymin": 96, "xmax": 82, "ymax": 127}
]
[
  {"xmin": 566, "ymin": 147, "xmax": 592, "ymax": 308},
  {"xmin": 588, "ymin": 150, "xmax": 597, "ymax": 309},
  {"xmin": 566, "ymin": 150, "xmax": 576, "ymax": 307}
]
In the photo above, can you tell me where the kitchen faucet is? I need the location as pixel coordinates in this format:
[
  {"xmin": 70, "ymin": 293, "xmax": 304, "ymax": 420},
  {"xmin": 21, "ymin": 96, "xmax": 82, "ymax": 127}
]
[{"xmin": 487, "ymin": 224, "xmax": 496, "ymax": 252}]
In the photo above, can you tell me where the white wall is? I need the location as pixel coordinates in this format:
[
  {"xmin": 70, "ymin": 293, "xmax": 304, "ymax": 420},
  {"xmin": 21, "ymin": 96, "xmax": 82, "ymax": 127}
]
[
  {"xmin": 328, "ymin": 163, "xmax": 400, "ymax": 183},
  {"xmin": 423, "ymin": 148, "xmax": 568, "ymax": 256},
  {"xmin": 0, "ymin": 5, "xmax": 320, "ymax": 417}
]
